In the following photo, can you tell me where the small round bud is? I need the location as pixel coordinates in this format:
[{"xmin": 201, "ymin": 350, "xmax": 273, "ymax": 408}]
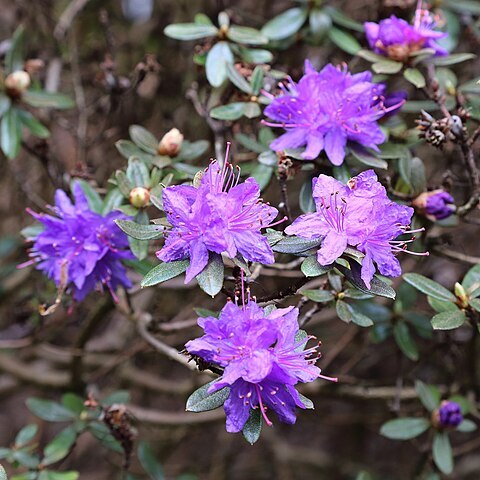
[
  {"xmin": 4, "ymin": 70, "xmax": 31, "ymax": 97},
  {"xmin": 129, "ymin": 187, "xmax": 150, "ymax": 208},
  {"xmin": 158, "ymin": 128, "xmax": 184, "ymax": 157},
  {"xmin": 412, "ymin": 189, "xmax": 455, "ymax": 221},
  {"xmin": 432, "ymin": 400, "xmax": 463, "ymax": 429},
  {"xmin": 454, "ymin": 282, "xmax": 468, "ymax": 308}
]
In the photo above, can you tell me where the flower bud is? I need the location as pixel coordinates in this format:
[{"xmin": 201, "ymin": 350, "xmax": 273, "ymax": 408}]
[
  {"xmin": 454, "ymin": 282, "xmax": 468, "ymax": 308},
  {"xmin": 412, "ymin": 189, "xmax": 455, "ymax": 221},
  {"xmin": 129, "ymin": 187, "xmax": 150, "ymax": 208},
  {"xmin": 432, "ymin": 400, "xmax": 463, "ymax": 429},
  {"xmin": 4, "ymin": 70, "xmax": 31, "ymax": 97},
  {"xmin": 158, "ymin": 128, "xmax": 183, "ymax": 157}
]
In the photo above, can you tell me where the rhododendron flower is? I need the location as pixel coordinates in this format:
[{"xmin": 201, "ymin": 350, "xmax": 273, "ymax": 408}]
[
  {"xmin": 186, "ymin": 293, "xmax": 335, "ymax": 432},
  {"xmin": 413, "ymin": 189, "xmax": 455, "ymax": 220},
  {"xmin": 285, "ymin": 170, "xmax": 426, "ymax": 288},
  {"xmin": 364, "ymin": 3, "xmax": 447, "ymax": 62},
  {"xmin": 263, "ymin": 61, "xmax": 401, "ymax": 166},
  {"xmin": 157, "ymin": 148, "xmax": 282, "ymax": 282},
  {"xmin": 437, "ymin": 400, "xmax": 463, "ymax": 428},
  {"xmin": 24, "ymin": 183, "xmax": 133, "ymax": 301}
]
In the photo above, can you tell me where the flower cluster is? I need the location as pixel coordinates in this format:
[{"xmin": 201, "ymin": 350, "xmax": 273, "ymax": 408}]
[
  {"xmin": 364, "ymin": 6, "xmax": 447, "ymax": 62},
  {"xmin": 263, "ymin": 61, "xmax": 400, "ymax": 166},
  {"xmin": 186, "ymin": 295, "xmax": 335, "ymax": 432},
  {"xmin": 24, "ymin": 183, "xmax": 133, "ymax": 301},
  {"xmin": 435, "ymin": 401, "xmax": 463, "ymax": 428},
  {"xmin": 157, "ymin": 154, "xmax": 281, "ymax": 282},
  {"xmin": 285, "ymin": 170, "xmax": 424, "ymax": 288}
]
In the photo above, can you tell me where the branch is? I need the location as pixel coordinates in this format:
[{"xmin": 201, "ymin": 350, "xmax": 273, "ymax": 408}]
[{"xmin": 128, "ymin": 404, "xmax": 224, "ymax": 426}]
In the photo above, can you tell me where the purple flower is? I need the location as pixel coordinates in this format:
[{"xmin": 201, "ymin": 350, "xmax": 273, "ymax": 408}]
[
  {"xmin": 156, "ymin": 158, "xmax": 281, "ymax": 283},
  {"xmin": 263, "ymin": 61, "xmax": 400, "ymax": 166},
  {"xmin": 364, "ymin": 7, "xmax": 447, "ymax": 62},
  {"xmin": 438, "ymin": 400, "xmax": 463, "ymax": 428},
  {"xmin": 185, "ymin": 299, "xmax": 334, "ymax": 432},
  {"xmin": 285, "ymin": 170, "xmax": 424, "ymax": 288},
  {"xmin": 24, "ymin": 183, "xmax": 133, "ymax": 301}
]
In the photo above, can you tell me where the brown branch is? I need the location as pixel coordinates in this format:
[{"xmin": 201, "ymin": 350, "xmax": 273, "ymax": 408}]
[{"xmin": 128, "ymin": 405, "xmax": 224, "ymax": 426}]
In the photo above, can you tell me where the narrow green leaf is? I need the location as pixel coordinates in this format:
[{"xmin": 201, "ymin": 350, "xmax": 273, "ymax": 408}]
[
  {"xmin": 432, "ymin": 432, "xmax": 453, "ymax": 474},
  {"xmin": 336, "ymin": 300, "xmax": 374, "ymax": 327},
  {"xmin": 272, "ymin": 235, "xmax": 322, "ymax": 255},
  {"xmin": 432, "ymin": 53, "xmax": 475, "ymax": 67},
  {"xmin": 101, "ymin": 188, "xmax": 124, "ymax": 215},
  {"xmin": 427, "ymin": 296, "xmax": 458, "ymax": 313},
  {"xmin": 186, "ymin": 380, "xmax": 230, "ymax": 412},
  {"xmin": 308, "ymin": 9, "xmax": 332, "ymax": 41},
  {"xmin": 242, "ymin": 408, "xmax": 262, "ymax": 445},
  {"xmin": 431, "ymin": 310, "xmax": 466, "ymax": 330},
  {"xmin": 299, "ymin": 179, "xmax": 315, "ymax": 213},
  {"xmin": 210, "ymin": 102, "xmax": 246, "ymax": 121},
  {"xmin": 141, "ymin": 260, "xmax": 189, "ymax": 287},
  {"xmin": 243, "ymin": 102, "xmax": 261, "ymax": 119},
  {"xmin": 372, "ymin": 59, "xmax": 403, "ymax": 74},
  {"xmin": 126, "ymin": 157, "xmax": 150, "ymax": 187},
  {"xmin": 164, "ymin": 23, "xmax": 218, "ymax": 41},
  {"xmin": 456, "ymin": 419, "xmax": 477, "ymax": 432},
  {"xmin": 226, "ymin": 63, "xmax": 252, "ymax": 94},
  {"xmin": 22, "ymin": 91, "xmax": 74, "ymax": 109},
  {"xmin": 18, "ymin": 109, "xmax": 49, "ymax": 138},
  {"xmin": 0, "ymin": 107, "xmax": 21, "ymax": 159},
  {"xmin": 115, "ymin": 220, "xmax": 164, "ymax": 240},
  {"xmin": 261, "ymin": 7, "xmax": 307, "ymax": 40},
  {"xmin": 129, "ymin": 125, "xmax": 158, "ymax": 155},
  {"xmin": 6, "ymin": 26, "xmax": 25, "ymax": 72},
  {"xmin": 15, "ymin": 425, "xmax": 38, "ymax": 447},
  {"xmin": 196, "ymin": 253, "xmax": 224, "ymax": 297},
  {"xmin": 462, "ymin": 264, "xmax": 480, "ymax": 292},
  {"xmin": 403, "ymin": 68, "xmax": 426, "ymax": 88},
  {"xmin": 324, "ymin": 6, "xmax": 364, "ymax": 32},
  {"xmin": 129, "ymin": 211, "xmax": 150, "ymax": 260},
  {"xmin": 380, "ymin": 417, "xmax": 430, "ymax": 440},
  {"xmin": 26, "ymin": 398, "xmax": 76, "ymax": 422},
  {"xmin": 393, "ymin": 322, "xmax": 419, "ymax": 361},
  {"xmin": 73, "ymin": 179, "xmax": 103, "ymax": 213},
  {"xmin": 250, "ymin": 66, "xmax": 265, "ymax": 96},
  {"xmin": 227, "ymin": 25, "xmax": 268, "ymax": 45},
  {"xmin": 42, "ymin": 426, "xmax": 77, "ymax": 466},
  {"xmin": 301, "ymin": 289, "xmax": 334, "ymax": 303},
  {"xmin": 115, "ymin": 170, "xmax": 133, "ymax": 197},
  {"xmin": 328, "ymin": 27, "xmax": 361, "ymax": 55},
  {"xmin": 349, "ymin": 144, "xmax": 387, "ymax": 169},
  {"xmin": 206, "ymin": 42, "xmax": 233, "ymax": 87},
  {"xmin": 403, "ymin": 273, "xmax": 456, "ymax": 302},
  {"xmin": 415, "ymin": 381, "xmax": 440, "ymax": 411},
  {"xmin": 137, "ymin": 441, "xmax": 165, "ymax": 480},
  {"xmin": 298, "ymin": 393, "xmax": 314, "ymax": 409}
]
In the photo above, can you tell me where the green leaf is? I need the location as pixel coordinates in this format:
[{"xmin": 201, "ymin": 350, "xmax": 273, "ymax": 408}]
[
  {"xmin": 0, "ymin": 95, "xmax": 12, "ymax": 118},
  {"xmin": 38, "ymin": 472, "xmax": 79, "ymax": 480},
  {"xmin": 469, "ymin": 298, "xmax": 480, "ymax": 312},
  {"xmin": 227, "ymin": 26, "xmax": 268, "ymax": 45},
  {"xmin": 403, "ymin": 68, "xmax": 426, "ymax": 88},
  {"xmin": 336, "ymin": 262, "xmax": 396, "ymax": 299},
  {"xmin": 462, "ymin": 264, "xmax": 480, "ymax": 292},
  {"xmin": 250, "ymin": 66, "xmax": 265, "ymax": 96},
  {"xmin": 444, "ymin": 0, "xmax": 480, "ymax": 14},
  {"xmin": 164, "ymin": 23, "xmax": 218, "ymax": 41},
  {"xmin": 328, "ymin": 27, "xmax": 361, "ymax": 55},
  {"xmin": 456, "ymin": 419, "xmax": 477, "ymax": 432},
  {"xmin": 415, "ymin": 381, "xmax": 440, "ymax": 412},
  {"xmin": 298, "ymin": 393, "xmax": 314, "ymax": 409},
  {"xmin": 261, "ymin": 7, "xmax": 308, "ymax": 40},
  {"xmin": 102, "ymin": 390, "xmax": 130, "ymax": 406},
  {"xmin": 349, "ymin": 144, "xmax": 387, "ymax": 169},
  {"xmin": 22, "ymin": 91, "xmax": 74, "ymax": 109},
  {"xmin": 127, "ymin": 157, "xmax": 150, "ymax": 187},
  {"xmin": 18, "ymin": 109, "xmax": 49, "ymax": 138},
  {"xmin": 226, "ymin": 63, "xmax": 252, "ymax": 94},
  {"xmin": 210, "ymin": 102, "xmax": 246, "ymax": 121},
  {"xmin": 380, "ymin": 417, "xmax": 430, "ymax": 440},
  {"xmin": 186, "ymin": 380, "xmax": 230, "ymax": 412},
  {"xmin": 324, "ymin": 6, "xmax": 363, "ymax": 32},
  {"xmin": 431, "ymin": 310, "xmax": 466, "ymax": 330},
  {"xmin": 115, "ymin": 170, "xmax": 133, "ymax": 197},
  {"xmin": 206, "ymin": 42, "xmax": 233, "ymax": 87},
  {"xmin": 0, "ymin": 465, "xmax": 6, "ymax": 480},
  {"xmin": 336, "ymin": 300, "xmax": 374, "ymax": 327},
  {"xmin": 258, "ymin": 150, "xmax": 277, "ymax": 166},
  {"xmin": 372, "ymin": 60, "xmax": 403, "ymax": 74},
  {"xmin": 403, "ymin": 273, "xmax": 456, "ymax": 302},
  {"xmin": 6, "ymin": 26, "xmax": 25, "ymax": 72},
  {"xmin": 129, "ymin": 125, "xmax": 158, "ymax": 155},
  {"xmin": 357, "ymin": 49, "xmax": 388, "ymax": 63},
  {"xmin": 299, "ymin": 179, "xmax": 315, "ymax": 213},
  {"xmin": 116, "ymin": 139, "xmax": 150, "ymax": 160},
  {"xmin": 15, "ymin": 424, "xmax": 38, "ymax": 447},
  {"xmin": 432, "ymin": 432, "xmax": 453, "ymax": 474},
  {"xmin": 432, "ymin": 53, "xmax": 476, "ymax": 67},
  {"xmin": 141, "ymin": 260, "xmax": 189, "ymax": 287},
  {"xmin": 102, "ymin": 188, "xmax": 124, "ymax": 215},
  {"xmin": 427, "ymin": 296, "xmax": 458, "ymax": 313},
  {"xmin": 244, "ymin": 102, "xmax": 261, "ymax": 119},
  {"xmin": 73, "ymin": 179, "xmax": 103, "ymax": 213},
  {"xmin": 12, "ymin": 451, "xmax": 39, "ymax": 469},
  {"xmin": 301, "ymin": 256, "xmax": 332, "ymax": 277},
  {"xmin": 42, "ymin": 426, "xmax": 77, "ymax": 466},
  {"xmin": 61, "ymin": 393, "xmax": 85, "ymax": 415},
  {"xmin": 301, "ymin": 289, "xmax": 334, "ymax": 303},
  {"xmin": 129, "ymin": 211, "xmax": 150, "ymax": 260},
  {"xmin": 0, "ymin": 107, "xmax": 21, "ymax": 159},
  {"xmin": 196, "ymin": 253, "xmax": 224, "ymax": 297},
  {"xmin": 393, "ymin": 322, "xmax": 418, "ymax": 361},
  {"xmin": 308, "ymin": 9, "xmax": 332, "ymax": 41},
  {"xmin": 137, "ymin": 441, "xmax": 165, "ymax": 480},
  {"xmin": 242, "ymin": 408, "xmax": 262, "ymax": 445},
  {"xmin": 272, "ymin": 235, "xmax": 322, "ymax": 255},
  {"xmin": 238, "ymin": 47, "xmax": 273, "ymax": 64},
  {"xmin": 26, "ymin": 398, "xmax": 76, "ymax": 422},
  {"xmin": 115, "ymin": 220, "xmax": 164, "ymax": 240}
]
